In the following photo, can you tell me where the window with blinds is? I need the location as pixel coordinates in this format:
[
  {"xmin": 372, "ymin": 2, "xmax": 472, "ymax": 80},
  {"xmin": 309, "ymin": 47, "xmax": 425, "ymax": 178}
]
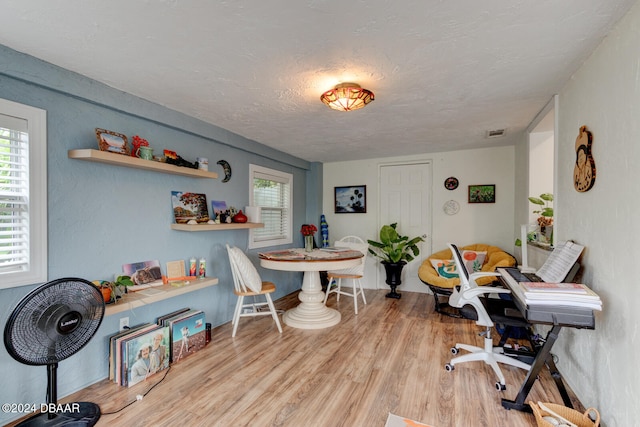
[
  {"xmin": 0, "ymin": 99, "xmax": 47, "ymax": 288},
  {"xmin": 248, "ymin": 164, "xmax": 293, "ymax": 249}
]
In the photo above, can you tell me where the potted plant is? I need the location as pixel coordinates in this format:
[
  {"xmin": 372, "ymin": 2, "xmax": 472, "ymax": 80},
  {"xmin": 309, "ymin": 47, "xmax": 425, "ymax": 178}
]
[
  {"xmin": 92, "ymin": 280, "xmax": 113, "ymax": 303},
  {"xmin": 368, "ymin": 223, "xmax": 424, "ymax": 299},
  {"xmin": 300, "ymin": 224, "xmax": 318, "ymax": 252},
  {"xmin": 110, "ymin": 275, "xmax": 134, "ymax": 301},
  {"xmin": 529, "ymin": 193, "xmax": 553, "ymax": 244}
]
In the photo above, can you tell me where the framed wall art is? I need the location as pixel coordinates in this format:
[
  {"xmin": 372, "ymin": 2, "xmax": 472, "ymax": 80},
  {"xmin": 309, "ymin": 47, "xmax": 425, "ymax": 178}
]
[
  {"xmin": 468, "ymin": 184, "xmax": 495, "ymax": 203},
  {"xmin": 95, "ymin": 128, "xmax": 129, "ymax": 155},
  {"xmin": 171, "ymin": 191, "xmax": 209, "ymax": 224},
  {"xmin": 444, "ymin": 176, "xmax": 459, "ymax": 190},
  {"xmin": 335, "ymin": 185, "xmax": 366, "ymax": 213}
]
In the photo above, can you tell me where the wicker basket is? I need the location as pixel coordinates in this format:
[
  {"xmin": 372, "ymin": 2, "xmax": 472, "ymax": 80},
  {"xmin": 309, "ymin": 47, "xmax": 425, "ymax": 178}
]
[{"xmin": 529, "ymin": 401, "xmax": 600, "ymax": 427}]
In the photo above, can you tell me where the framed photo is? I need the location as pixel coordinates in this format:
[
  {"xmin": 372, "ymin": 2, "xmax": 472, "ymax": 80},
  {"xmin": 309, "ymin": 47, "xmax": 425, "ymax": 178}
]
[
  {"xmin": 468, "ymin": 184, "xmax": 496, "ymax": 203},
  {"xmin": 95, "ymin": 128, "xmax": 129, "ymax": 155},
  {"xmin": 210, "ymin": 200, "xmax": 228, "ymax": 222},
  {"xmin": 334, "ymin": 185, "xmax": 366, "ymax": 213},
  {"xmin": 210, "ymin": 200, "xmax": 227, "ymax": 216}
]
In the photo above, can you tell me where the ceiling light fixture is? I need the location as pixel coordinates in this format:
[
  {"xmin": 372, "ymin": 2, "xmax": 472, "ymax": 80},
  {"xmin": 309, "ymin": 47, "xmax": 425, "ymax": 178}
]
[{"xmin": 320, "ymin": 83, "xmax": 374, "ymax": 112}]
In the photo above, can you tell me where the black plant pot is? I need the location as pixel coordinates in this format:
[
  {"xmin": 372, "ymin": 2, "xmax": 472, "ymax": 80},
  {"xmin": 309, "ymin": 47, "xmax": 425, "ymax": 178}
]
[{"xmin": 382, "ymin": 261, "xmax": 406, "ymax": 299}]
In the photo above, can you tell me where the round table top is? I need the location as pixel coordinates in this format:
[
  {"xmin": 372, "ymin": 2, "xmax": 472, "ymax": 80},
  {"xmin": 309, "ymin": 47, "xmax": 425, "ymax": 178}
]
[
  {"xmin": 259, "ymin": 248, "xmax": 363, "ymax": 262},
  {"xmin": 259, "ymin": 248, "xmax": 363, "ymax": 272}
]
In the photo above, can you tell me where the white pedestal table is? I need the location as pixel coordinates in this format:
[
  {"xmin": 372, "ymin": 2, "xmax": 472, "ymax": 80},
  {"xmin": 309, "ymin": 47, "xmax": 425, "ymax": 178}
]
[{"xmin": 259, "ymin": 248, "xmax": 363, "ymax": 329}]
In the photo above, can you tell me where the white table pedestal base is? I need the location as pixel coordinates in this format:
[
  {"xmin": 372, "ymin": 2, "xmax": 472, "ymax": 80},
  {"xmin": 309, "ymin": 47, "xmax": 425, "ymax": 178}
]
[
  {"xmin": 260, "ymin": 250, "xmax": 361, "ymax": 330},
  {"xmin": 283, "ymin": 270, "xmax": 341, "ymax": 329}
]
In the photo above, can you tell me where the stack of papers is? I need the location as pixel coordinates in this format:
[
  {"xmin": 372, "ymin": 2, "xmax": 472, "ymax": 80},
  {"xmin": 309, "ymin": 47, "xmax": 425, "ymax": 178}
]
[
  {"xmin": 259, "ymin": 250, "xmax": 306, "ymax": 260},
  {"xmin": 521, "ymin": 282, "xmax": 588, "ymax": 293},
  {"xmin": 535, "ymin": 241, "xmax": 585, "ymax": 283},
  {"xmin": 519, "ymin": 282, "xmax": 602, "ymax": 311},
  {"xmin": 320, "ymin": 247, "xmax": 352, "ymax": 252}
]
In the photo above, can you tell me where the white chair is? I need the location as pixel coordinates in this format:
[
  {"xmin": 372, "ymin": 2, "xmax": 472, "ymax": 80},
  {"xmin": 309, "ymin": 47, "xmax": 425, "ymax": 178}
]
[
  {"xmin": 444, "ymin": 243, "xmax": 530, "ymax": 390},
  {"xmin": 226, "ymin": 245, "xmax": 283, "ymax": 338},
  {"xmin": 322, "ymin": 236, "xmax": 368, "ymax": 314}
]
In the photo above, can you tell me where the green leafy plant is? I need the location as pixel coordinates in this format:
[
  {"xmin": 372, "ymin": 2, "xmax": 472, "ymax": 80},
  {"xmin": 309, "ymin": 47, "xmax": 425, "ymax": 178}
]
[
  {"xmin": 367, "ymin": 223, "xmax": 424, "ymax": 264},
  {"xmin": 113, "ymin": 275, "xmax": 134, "ymax": 287},
  {"xmin": 108, "ymin": 274, "xmax": 134, "ymax": 300},
  {"xmin": 528, "ymin": 193, "xmax": 553, "ymax": 218}
]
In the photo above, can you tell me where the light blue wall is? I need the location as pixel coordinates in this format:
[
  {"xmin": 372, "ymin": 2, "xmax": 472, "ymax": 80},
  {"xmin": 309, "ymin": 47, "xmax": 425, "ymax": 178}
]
[{"xmin": 0, "ymin": 44, "xmax": 319, "ymax": 424}]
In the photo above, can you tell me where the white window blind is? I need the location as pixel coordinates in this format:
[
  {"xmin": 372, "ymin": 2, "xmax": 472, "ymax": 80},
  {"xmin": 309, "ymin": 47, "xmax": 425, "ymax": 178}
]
[
  {"xmin": 0, "ymin": 117, "xmax": 29, "ymax": 273},
  {"xmin": 249, "ymin": 165, "xmax": 292, "ymax": 249},
  {"xmin": 0, "ymin": 99, "xmax": 47, "ymax": 288}
]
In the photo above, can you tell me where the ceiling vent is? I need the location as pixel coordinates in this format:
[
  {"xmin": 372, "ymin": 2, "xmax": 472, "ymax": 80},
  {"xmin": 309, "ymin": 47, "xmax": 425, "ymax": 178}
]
[{"xmin": 485, "ymin": 129, "xmax": 506, "ymax": 138}]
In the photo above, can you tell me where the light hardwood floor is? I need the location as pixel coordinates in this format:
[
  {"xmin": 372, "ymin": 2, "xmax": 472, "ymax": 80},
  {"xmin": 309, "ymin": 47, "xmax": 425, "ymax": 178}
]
[{"xmin": 48, "ymin": 290, "xmax": 582, "ymax": 427}]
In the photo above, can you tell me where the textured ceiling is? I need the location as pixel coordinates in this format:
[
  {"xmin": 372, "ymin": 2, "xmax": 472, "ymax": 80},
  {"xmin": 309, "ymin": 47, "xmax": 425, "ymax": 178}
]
[{"xmin": 1, "ymin": 0, "xmax": 636, "ymax": 162}]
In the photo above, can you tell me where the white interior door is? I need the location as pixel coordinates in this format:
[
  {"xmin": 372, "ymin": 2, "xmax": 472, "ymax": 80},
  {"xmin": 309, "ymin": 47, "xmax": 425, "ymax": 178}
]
[{"xmin": 378, "ymin": 162, "xmax": 432, "ymax": 293}]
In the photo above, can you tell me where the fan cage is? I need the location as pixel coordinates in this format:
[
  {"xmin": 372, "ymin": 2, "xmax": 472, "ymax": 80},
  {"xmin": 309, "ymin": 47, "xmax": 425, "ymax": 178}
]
[{"xmin": 4, "ymin": 278, "xmax": 105, "ymax": 366}]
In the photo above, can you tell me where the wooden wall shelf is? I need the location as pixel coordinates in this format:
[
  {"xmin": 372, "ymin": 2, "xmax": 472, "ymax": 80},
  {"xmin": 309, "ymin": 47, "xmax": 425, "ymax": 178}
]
[
  {"xmin": 171, "ymin": 222, "xmax": 264, "ymax": 231},
  {"xmin": 105, "ymin": 277, "xmax": 219, "ymax": 316},
  {"xmin": 68, "ymin": 149, "xmax": 218, "ymax": 179}
]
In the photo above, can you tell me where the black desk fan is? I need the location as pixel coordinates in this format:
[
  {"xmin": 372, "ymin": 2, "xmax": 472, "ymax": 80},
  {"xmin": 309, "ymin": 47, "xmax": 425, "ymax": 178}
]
[{"xmin": 3, "ymin": 278, "xmax": 105, "ymax": 426}]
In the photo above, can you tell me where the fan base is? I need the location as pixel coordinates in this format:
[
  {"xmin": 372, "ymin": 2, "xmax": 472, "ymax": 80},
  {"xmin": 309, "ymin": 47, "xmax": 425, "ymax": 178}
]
[{"xmin": 14, "ymin": 402, "xmax": 100, "ymax": 427}]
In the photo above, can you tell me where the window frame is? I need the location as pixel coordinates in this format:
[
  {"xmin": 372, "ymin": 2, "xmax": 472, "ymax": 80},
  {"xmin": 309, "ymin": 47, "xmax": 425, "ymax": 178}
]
[
  {"xmin": 0, "ymin": 98, "xmax": 47, "ymax": 289},
  {"xmin": 248, "ymin": 164, "xmax": 293, "ymax": 249}
]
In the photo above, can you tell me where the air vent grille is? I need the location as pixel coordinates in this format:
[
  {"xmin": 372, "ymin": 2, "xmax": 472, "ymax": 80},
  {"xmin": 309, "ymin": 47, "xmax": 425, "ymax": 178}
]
[{"xmin": 485, "ymin": 129, "xmax": 506, "ymax": 138}]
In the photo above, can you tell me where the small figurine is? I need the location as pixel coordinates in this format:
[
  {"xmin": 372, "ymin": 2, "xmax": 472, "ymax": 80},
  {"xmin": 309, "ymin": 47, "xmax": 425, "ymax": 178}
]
[{"xmin": 163, "ymin": 149, "xmax": 198, "ymax": 169}]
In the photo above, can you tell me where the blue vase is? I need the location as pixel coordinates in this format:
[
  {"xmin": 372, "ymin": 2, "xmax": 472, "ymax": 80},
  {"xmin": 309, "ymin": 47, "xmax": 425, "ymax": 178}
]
[{"xmin": 320, "ymin": 214, "xmax": 329, "ymax": 248}]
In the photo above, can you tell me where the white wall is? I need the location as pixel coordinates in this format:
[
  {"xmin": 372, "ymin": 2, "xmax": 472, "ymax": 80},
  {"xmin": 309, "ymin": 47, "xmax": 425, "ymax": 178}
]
[
  {"xmin": 552, "ymin": 2, "xmax": 640, "ymax": 425},
  {"xmin": 528, "ymin": 130, "xmax": 554, "ymax": 224},
  {"xmin": 322, "ymin": 146, "xmax": 515, "ymax": 289}
]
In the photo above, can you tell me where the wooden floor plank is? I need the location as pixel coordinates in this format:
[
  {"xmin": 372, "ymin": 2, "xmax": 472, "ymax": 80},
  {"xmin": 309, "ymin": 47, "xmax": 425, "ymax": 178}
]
[{"xmin": 12, "ymin": 289, "xmax": 585, "ymax": 427}]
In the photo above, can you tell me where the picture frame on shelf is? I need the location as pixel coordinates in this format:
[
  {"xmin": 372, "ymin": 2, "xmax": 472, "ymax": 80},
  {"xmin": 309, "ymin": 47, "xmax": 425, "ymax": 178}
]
[
  {"xmin": 95, "ymin": 128, "xmax": 129, "ymax": 155},
  {"xmin": 211, "ymin": 200, "xmax": 227, "ymax": 216},
  {"xmin": 122, "ymin": 259, "xmax": 164, "ymax": 290},
  {"xmin": 171, "ymin": 191, "xmax": 209, "ymax": 224},
  {"xmin": 166, "ymin": 260, "xmax": 185, "ymax": 279},
  {"xmin": 468, "ymin": 184, "xmax": 496, "ymax": 203},
  {"xmin": 334, "ymin": 185, "xmax": 367, "ymax": 213},
  {"xmin": 211, "ymin": 200, "xmax": 228, "ymax": 222}
]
